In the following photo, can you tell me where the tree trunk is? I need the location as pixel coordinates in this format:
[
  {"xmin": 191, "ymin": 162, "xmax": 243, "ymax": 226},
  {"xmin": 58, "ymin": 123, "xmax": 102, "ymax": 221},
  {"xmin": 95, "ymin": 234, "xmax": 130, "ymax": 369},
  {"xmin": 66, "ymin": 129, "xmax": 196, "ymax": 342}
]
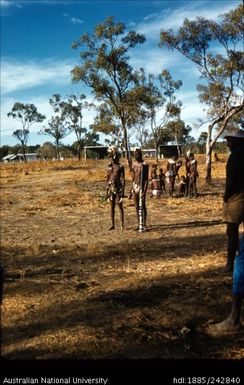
[
  {"xmin": 122, "ymin": 121, "xmax": 132, "ymax": 170},
  {"xmin": 205, "ymin": 144, "xmax": 212, "ymax": 184},
  {"xmin": 77, "ymin": 141, "xmax": 82, "ymax": 160},
  {"xmin": 205, "ymin": 124, "xmax": 212, "ymax": 184},
  {"xmin": 153, "ymin": 135, "xmax": 159, "ymax": 162},
  {"xmin": 21, "ymin": 142, "xmax": 27, "ymax": 163},
  {"xmin": 204, "ymin": 105, "xmax": 244, "ymax": 184},
  {"xmin": 155, "ymin": 143, "xmax": 159, "ymax": 162},
  {"xmin": 55, "ymin": 140, "xmax": 59, "ymax": 160},
  {"xmin": 175, "ymin": 134, "xmax": 181, "ymax": 158}
]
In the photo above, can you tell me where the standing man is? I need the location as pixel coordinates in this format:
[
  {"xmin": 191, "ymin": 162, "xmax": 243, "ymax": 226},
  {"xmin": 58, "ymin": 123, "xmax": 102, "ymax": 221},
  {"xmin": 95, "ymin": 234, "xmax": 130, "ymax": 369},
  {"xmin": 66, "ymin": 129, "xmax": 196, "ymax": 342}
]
[
  {"xmin": 131, "ymin": 148, "xmax": 149, "ymax": 231},
  {"xmin": 106, "ymin": 147, "xmax": 125, "ymax": 230},
  {"xmin": 184, "ymin": 153, "xmax": 191, "ymax": 197},
  {"xmin": 206, "ymin": 234, "xmax": 244, "ymax": 335},
  {"xmin": 166, "ymin": 155, "xmax": 177, "ymax": 197},
  {"xmin": 223, "ymin": 130, "xmax": 244, "ymax": 273}
]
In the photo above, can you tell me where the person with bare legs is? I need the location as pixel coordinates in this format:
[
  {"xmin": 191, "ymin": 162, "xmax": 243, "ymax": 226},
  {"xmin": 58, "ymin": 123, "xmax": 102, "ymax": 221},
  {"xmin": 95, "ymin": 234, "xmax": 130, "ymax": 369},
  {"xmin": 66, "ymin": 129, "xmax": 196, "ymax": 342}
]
[
  {"xmin": 150, "ymin": 164, "xmax": 161, "ymax": 198},
  {"xmin": 159, "ymin": 168, "xmax": 166, "ymax": 194},
  {"xmin": 106, "ymin": 147, "xmax": 125, "ymax": 231},
  {"xmin": 222, "ymin": 130, "xmax": 244, "ymax": 273},
  {"xmin": 206, "ymin": 234, "xmax": 244, "ymax": 335},
  {"xmin": 188, "ymin": 153, "xmax": 198, "ymax": 198},
  {"xmin": 184, "ymin": 153, "xmax": 191, "ymax": 197},
  {"xmin": 166, "ymin": 155, "xmax": 177, "ymax": 197},
  {"xmin": 131, "ymin": 148, "xmax": 149, "ymax": 231}
]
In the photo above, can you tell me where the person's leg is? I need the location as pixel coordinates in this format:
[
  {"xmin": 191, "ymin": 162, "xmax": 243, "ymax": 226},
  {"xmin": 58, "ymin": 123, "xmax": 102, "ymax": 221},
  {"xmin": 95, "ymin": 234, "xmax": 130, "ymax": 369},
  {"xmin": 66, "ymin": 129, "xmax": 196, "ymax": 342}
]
[
  {"xmin": 225, "ymin": 223, "xmax": 239, "ymax": 272},
  {"xmin": 108, "ymin": 198, "xmax": 115, "ymax": 230},
  {"xmin": 169, "ymin": 177, "xmax": 174, "ymax": 197},
  {"xmin": 194, "ymin": 179, "xmax": 197, "ymax": 198},
  {"xmin": 133, "ymin": 193, "xmax": 140, "ymax": 229},
  {"xmin": 143, "ymin": 200, "xmax": 147, "ymax": 228},
  {"xmin": 188, "ymin": 178, "xmax": 192, "ymax": 197},
  {"xmin": 226, "ymin": 295, "xmax": 243, "ymax": 326},
  {"xmin": 206, "ymin": 234, "xmax": 244, "ymax": 335},
  {"xmin": 205, "ymin": 295, "xmax": 243, "ymax": 335},
  {"xmin": 171, "ymin": 178, "xmax": 175, "ymax": 197},
  {"xmin": 185, "ymin": 176, "xmax": 189, "ymax": 197},
  {"xmin": 119, "ymin": 201, "xmax": 124, "ymax": 230}
]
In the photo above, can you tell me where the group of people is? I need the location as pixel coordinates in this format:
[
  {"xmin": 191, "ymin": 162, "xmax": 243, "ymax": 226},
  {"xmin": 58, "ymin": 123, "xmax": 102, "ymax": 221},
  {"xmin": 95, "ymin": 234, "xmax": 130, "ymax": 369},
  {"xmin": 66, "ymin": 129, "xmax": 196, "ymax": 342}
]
[
  {"xmin": 150, "ymin": 151, "xmax": 199, "ymax": 198},
  {"xmin": 106, "ymin": 129, "xmax": 244, "ymax": 335},
  {"xmin": 106, "ymin": 147, "xmax": 199, "ymax": 233},
  {"xmin": 106, "ymin": 147, "xmax": 148, "ymax": 232}
]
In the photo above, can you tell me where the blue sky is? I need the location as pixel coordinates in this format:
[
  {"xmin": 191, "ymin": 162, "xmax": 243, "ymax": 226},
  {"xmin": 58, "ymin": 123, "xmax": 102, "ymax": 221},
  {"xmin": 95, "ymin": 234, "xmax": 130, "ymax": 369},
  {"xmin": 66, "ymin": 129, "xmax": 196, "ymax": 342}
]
[{"xmin": 1, "ymin": 0, "xmax": 241, "ymax": 146}]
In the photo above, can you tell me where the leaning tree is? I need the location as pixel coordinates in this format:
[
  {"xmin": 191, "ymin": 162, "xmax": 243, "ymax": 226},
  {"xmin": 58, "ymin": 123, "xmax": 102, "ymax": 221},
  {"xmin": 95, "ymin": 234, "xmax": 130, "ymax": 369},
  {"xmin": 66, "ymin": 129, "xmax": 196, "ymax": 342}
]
[
  {"xmin": 160, "ymin": 4, "xmax": 244, "ymax": 183},
  {"xmin": 71, "ymin": 16, "xmax": 146, "ymax": 168},
  {"xmin": 7, "ymin": 102, "xmax": 45, "ymax": 162}
]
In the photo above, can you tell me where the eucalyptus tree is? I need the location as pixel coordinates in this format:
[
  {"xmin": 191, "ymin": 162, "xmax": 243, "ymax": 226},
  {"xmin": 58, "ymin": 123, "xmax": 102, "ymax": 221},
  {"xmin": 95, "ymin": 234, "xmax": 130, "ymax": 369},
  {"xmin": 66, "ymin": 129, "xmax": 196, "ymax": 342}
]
[
  {"xmin": 37, "ymin": 142, "xmax": 56, "ymax": 160},
  {"xmin": 134, "ymin": 119, "xmax": 150, "ymax": 150},
  {"xmin": 90, "ymin": 102, "xmax": 122, "ymax": 148},
  {"xmin": 7, "ymin": 102, "xmax": 45, "ymax": 162},
  {"xmin": 71, "ymin": 16, "xmax": 146, "ymax": 168},
  {"xmin": 54, "ymin": 94, "xmax": 94, "ymax": 160},
  {"xmin": 40, "ymin": 94, "xmax": 72, "ymax": 159},
  {"xmin": 160, "ymin": 4, "xmax": 244, "ymax": 183},
  {"xmin": 197, "ymin": 132, "xmax": 208, "ymax": 154},
  {"xmin": 163, "ymin": 119, "xmax": 192, "ymax": 157},
  {"xmin": 137, "ymin": 69, "xmax": 182, "ymax": 161}
]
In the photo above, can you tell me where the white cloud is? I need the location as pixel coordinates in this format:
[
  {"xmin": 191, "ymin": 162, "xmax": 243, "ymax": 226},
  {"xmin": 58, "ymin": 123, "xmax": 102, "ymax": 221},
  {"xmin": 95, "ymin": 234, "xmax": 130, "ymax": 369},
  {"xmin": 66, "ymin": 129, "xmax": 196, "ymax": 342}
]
[
  {"xmin": 70, "ymin": 17, "xmax": 83, "ymax": 25},
  {"xmin": 130, "ymin": 47, "xmax": 183, "ymax": 75},
  {"xmin": 1, "ymin": 58, "xmax": 76, "ymax": 95},
  {"xmin": 1, "ymin": 0, "xmax": 74, "ymax": 6},
  {"xmin": 1, "ymin": 96, "xmax": 51, "ymax": 135},
  {"xmin": 0, "ymin": 0, "xmax": 22, "ymax": 9},
  {"xmin": 135, "ymin": 2, "xmax": 237, "ymax": 41},
  {"xmin": 1, "ymin": 94, "xmax": 98, "ymax": 146},
  {"xmin": 63, "ymin": 12, "xmax": 83, "ymax": 25},
  {"xmin": 0, "ymin": 0, "xmax": 11, "ymax": 7}
]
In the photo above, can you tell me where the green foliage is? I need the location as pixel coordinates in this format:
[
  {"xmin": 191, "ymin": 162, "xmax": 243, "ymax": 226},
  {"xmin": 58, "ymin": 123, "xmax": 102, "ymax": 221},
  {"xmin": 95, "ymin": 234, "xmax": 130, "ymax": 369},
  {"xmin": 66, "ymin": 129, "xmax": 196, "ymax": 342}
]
[
  {"xmin": 163, "ymin": 119, "xmax": 192, "ymax": 144},
  {"xmin": 71, "ymin": 16, "xmax": 146, "ymax": 165},
  {"xmin": 70, "ymin": 132, "xmax": 100, "ymax": 157},
  {"xmin": 47, "ymin": 93, "xmax": 93, "ymax": 159},
  {"xmin": 40, "ymin": 95, "xmax": 72, "ymax": 159},
  {"xmin": 136, "ymin": 68, "xmax": 183, "ymax": 158},
  {"xmin": 160, "ymin": 4, "xmax": 244, "ymax": 182},
  {"xmin": 160, "ymin": 4, "xmax": 243, "ymax": 120},
  {"xmin": 37, "ymin": 142, "xmax": 56, "ymax": 159},
  {"xmin": 7, "ymin": 102, "xmax": 45, "ymax": 161}
]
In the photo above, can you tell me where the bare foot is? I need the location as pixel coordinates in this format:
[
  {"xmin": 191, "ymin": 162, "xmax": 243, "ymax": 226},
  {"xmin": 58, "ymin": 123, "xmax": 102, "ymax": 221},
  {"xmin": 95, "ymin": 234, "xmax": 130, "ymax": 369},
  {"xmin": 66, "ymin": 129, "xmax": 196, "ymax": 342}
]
[{"xmin": 108, "ymin": 226, "xmax": 115, "ymax": 231}]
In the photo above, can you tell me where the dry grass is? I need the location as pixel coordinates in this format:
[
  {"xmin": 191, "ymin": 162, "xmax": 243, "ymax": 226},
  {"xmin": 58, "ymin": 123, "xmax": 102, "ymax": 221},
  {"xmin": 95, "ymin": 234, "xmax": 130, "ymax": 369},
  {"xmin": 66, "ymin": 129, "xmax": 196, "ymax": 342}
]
[{"xmin": 1, "ymin": 155, "xmax": 243, "ymax": 360}]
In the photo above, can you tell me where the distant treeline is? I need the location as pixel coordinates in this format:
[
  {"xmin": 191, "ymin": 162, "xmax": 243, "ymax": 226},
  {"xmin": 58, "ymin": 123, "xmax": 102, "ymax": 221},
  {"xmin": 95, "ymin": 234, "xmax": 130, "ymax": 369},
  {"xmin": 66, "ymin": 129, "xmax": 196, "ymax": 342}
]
[{"xmin": 0, "ymin": 140, "xmax": 228, "ymax": 161}]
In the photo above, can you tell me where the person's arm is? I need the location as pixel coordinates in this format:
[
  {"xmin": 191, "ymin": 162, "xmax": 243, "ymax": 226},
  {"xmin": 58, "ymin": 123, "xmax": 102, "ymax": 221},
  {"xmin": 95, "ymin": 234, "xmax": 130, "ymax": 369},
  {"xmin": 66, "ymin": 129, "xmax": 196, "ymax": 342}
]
[{"xmin": 106, "ymin": 166, "xmax": 111, "ymax": 184}]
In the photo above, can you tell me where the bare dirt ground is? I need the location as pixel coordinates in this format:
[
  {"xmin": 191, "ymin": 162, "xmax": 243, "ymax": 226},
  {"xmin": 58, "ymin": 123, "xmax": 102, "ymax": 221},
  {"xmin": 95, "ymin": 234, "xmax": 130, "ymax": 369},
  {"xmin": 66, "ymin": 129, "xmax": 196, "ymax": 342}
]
[{"xmin": 1, "ymin": 156, "xmax": 244, "ymax": 360}]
